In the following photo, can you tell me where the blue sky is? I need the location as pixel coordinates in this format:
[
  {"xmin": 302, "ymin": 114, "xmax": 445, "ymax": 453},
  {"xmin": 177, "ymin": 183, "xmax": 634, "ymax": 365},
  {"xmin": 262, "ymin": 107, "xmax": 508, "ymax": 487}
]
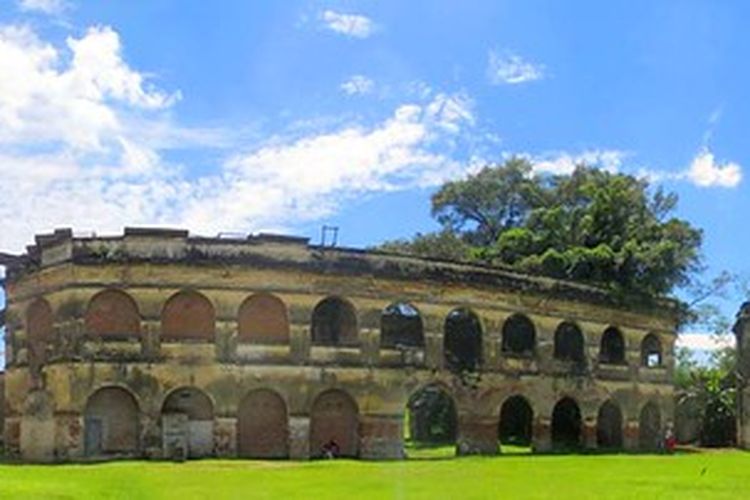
[{"xmin": 0, "ymin": 1, "xmax": 748, "ymax": 354}]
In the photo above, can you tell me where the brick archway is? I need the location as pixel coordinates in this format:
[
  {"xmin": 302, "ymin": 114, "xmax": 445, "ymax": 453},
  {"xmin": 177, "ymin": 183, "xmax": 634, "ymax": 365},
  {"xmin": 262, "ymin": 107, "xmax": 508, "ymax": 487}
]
[{"xmin": 237, "ymin": 389, "xmax": 289, "ymax": 458}]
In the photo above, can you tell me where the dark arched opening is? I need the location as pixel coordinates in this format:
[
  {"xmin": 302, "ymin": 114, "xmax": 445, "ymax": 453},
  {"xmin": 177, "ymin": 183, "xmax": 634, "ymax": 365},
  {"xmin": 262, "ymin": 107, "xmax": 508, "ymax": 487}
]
[
  {"xmin": 639, "ymin": 401, "xmax": 662, "ymax": 451},
  {"xmin": 311, "ymin": 297, "xmax": 358, "ymax": 346},
  {"xmin": 641, "ymin": 334, "xmax": 662, "ymax": 368},
  {"xmin": 498, "ymin": 395, "xmax": 533, "ymax": 449},
  {"xmin": 381, "ymin": 302, "xmax": 424, "ymax": 348},
  {"xmin": 596, "ymin": 400, "xmax": 623, "ymax": 450},
  {"xmin": 443, "ymin": 308, "xmax": 482, "ymax": 373},
  {"xmin": 501, "ymin": 314, "xmax": 536, "ymax": 356},
  {"xmin": 600, "ymin": 327, "xmax": 626, "ymax": 365},
  {"xmin": 551, "ymin": 397, "xmax": 582, "ymax": 450},
  {"xmin": 554, "ymin": 321, "xmax": 585, "ymax": 364}
]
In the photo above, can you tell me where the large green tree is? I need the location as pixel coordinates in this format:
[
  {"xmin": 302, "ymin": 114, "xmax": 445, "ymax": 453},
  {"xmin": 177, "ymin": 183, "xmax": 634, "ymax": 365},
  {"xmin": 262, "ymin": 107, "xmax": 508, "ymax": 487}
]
[{"xmin": 382, "ymin": 157, "xmax": 703, "ymax": 298}]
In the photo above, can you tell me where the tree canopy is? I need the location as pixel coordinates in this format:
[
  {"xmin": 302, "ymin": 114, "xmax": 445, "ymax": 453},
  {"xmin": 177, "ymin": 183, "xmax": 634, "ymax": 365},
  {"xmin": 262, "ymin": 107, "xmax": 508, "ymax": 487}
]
[{"xmin": 380, "ymin": 157, "xmax": 703, "ymax": 298}]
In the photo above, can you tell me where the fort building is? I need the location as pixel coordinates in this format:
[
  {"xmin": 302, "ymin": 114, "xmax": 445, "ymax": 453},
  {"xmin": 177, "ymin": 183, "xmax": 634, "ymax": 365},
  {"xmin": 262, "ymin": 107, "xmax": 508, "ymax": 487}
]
[
  {"xmin": 734, "ymin": 303, "xmax": 750, "ymax": 448},
  {"xmin": 0, "ymin": 227, "xmax": 676, "ymax": 462}
]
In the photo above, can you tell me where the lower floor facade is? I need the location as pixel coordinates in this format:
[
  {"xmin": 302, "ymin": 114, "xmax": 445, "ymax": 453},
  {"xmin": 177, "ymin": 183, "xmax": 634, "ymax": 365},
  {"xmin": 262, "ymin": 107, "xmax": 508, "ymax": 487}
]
[{"xmin": 2, "ymin": 362, "xmax": 674, "ymax": 462}]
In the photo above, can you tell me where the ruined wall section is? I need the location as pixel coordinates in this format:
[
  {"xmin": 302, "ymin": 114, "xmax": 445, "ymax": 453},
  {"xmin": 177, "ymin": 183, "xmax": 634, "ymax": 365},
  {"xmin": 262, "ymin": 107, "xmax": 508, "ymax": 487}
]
[{"xmin": 2, "ymin": 228, "xmax": 678, "ymax": 461}]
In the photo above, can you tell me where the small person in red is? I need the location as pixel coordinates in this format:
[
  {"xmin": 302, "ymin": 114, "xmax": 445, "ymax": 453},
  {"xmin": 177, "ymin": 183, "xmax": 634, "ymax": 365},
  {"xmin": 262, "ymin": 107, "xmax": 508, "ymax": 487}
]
[{"xmin": 664, "ymin": 424, "xmax": 677, "ymax": 454}]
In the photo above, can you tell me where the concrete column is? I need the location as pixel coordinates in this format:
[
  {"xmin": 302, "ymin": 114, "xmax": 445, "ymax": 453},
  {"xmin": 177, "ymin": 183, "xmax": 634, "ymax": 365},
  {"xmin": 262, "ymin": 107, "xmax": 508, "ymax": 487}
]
[
  {"xmin": 359, "ymin": 414, "xmax": 403, "ymax": 459},
  {"xmin": 288, "ymin": 415, "xmax": 311, "ymax": 459},
  {"xmin": 582, "ymin": 418, "xmax": 597, "ymax": 450},
  {"xmin": 532, "ymin": 417, "xmax": 551, "ymax": 452},
  {"xmin": 214, "ymin": 417, "xmax": 237, "ymax": 458},
  {"xmin": 623, "ymin": 420, "xmax": 639, "ymax": 451},
  {"xmin": 457, "ymin": 414, "xmax": 498, "ymax": 456}
]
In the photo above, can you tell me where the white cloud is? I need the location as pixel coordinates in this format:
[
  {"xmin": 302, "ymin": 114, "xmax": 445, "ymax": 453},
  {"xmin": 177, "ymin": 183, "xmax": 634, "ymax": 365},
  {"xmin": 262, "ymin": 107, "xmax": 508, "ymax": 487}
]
[
  {"xmin": 17, "ymin": 0, "xmax": 67, "ymax": 15},
  {"xmin": 340, "ymin": 75, "xmax": 374, "ymax": 96},
  {"xmin": 487, "ymin": 50, "xmax": 544, "ymax": 85},
  {"xmin": 0, "ymin": 23, "xmax": 476, "ymax": 253},
  {"xmin": 530, "ymin": 149, "xmax": 626, "ymax": 175},
  {"xmin": 320, "ymin": 10, "xmax": 374, "ymax": 38},
  {"xmin": 676, "ymin": 333, "xmax": 734, "ymax": 351},
  {"xmin": 686, "ymin": 147, "xmax": 742, "ymax": 188}
]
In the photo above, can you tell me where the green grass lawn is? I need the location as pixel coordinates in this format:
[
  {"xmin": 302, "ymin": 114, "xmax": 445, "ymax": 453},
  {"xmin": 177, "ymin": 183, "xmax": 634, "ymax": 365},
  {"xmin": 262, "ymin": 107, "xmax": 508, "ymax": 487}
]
[{"xmin": 0, "ymin": 450, "xmax": 748, "ymax": 500}]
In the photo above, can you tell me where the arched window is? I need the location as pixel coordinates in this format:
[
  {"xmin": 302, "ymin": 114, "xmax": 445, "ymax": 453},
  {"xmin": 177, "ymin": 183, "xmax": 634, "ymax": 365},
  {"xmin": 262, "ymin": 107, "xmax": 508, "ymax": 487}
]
[
  {"xmin": 639, "ymin": 401, "xmax": 662, "ymax": 451},
  {"xmin": 237, "ymin": 389, "xmax": 288, "ymax": 458},
  {"xmin": 381, "ymin": 302, "xmax": 424, "ymax": 348},
  {"xmin": 161, "ymin": 291, "xmax": 215, "ymax": 341},
  {"xmin": 596, "ymin": 400, "xmax": 623, "ymax": 449},
  {"xmin": 498, "ymin": 395, "xmax": 533, "ymax": 447},
  {"xmin": 501, "ymin": 314, "xmax": 536, "ymax": 356},
  {"xmin": 26, "ymin": 298, "xmax": 53, "ymax": 370},
  {"xmin": 238, "ymin": 293, "xmax": 289, "ymax": 344},
  {"xmin": 599, "ymin": 327, "xmax": 626, "ymax": 364},
  {"xmin": 310, "ymin": 389, "xmax": 359, "ymax": 458},
  {"xmin": 162, "ymin": 387, "xmax": 214, "ymax": 459},
  {"xmin": 443, "ymin": 308, "xmax": 482, "ymax": 372},
  {"xmin": 551, "ymin": 397, "xmax": 582, "ymax": 450},
  {"xmin": 85, "ymin": 289, "xmax": 141, "ymax": 338},
  {"xmin": 311, "ymin": 297, "xmax": 358, "ymax": 346},
  {"xmin": 554, "ymin": 321, "xmax": 585, "ymax": 363},
  {"xmin": 641, "ymin": 334, "xmax": 662, "ymax": 367},
  {"xmin": 84, "ymin": 387, "xmax": 140, "ymax": 457}
]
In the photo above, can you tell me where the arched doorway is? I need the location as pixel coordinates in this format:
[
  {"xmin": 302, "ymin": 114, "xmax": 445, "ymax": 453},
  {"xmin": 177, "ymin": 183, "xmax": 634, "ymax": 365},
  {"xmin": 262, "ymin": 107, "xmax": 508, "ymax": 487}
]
[
  {"xmin": 641, "ymin": 334, "xmax": 663, "ymax": 367},
  {"xmin": 161, "ymin": 290, "xmax": 215, "ymax": 341},
  {"xmin": 551, "ymin": 397, "xmax": 582, "ymax": 450},
  {"xmin": 498, "ymin": 395, "xmax": 533, "ymax": 451},
  {"xmin": 84, "ymin": 387, "xmax": 140, "ymax": 457},
  {"xmin": 639, "ymin": 401, "xmax": 662, "ymax": 451},
  {"xmin": 596, "ymin": 400, "xmax": 623, "ymax": 450},
  {"xmin": 310, "ymin": 389, "xmax": 359, "ymax": 458},
  {"xmin": 554, "ymin": 321, "xmax": 585, "ymax": 364},
  {"xmin": 161, "ymin": 387, "xmax": 214, "ymax": 458},
  {"xmin": 405, "ymin": 385, "xmax": 457, "ymax": 458},
  {"xmin": 237, "ymin": 389, "xmax": 289, "ymax": 458},
  {"xmin": 600, "ymin": 327, "xmax": 625, "ymax": 364},
  {"xmin": 85, "ymin": 289, "xmax": 141, "ymax": 339},
  {"xmin": 501, "ymin": 314, "xmax": 536, "ymax": 356}
]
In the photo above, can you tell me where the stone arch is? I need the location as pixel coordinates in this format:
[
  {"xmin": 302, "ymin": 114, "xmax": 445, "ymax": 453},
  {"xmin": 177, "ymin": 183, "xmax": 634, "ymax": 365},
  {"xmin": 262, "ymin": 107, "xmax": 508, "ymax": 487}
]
[
  {"xmin": 554, "ymin": 321, "xmax": 585, "ymax": 363},
  {"xmin": 501, "ymin": 313, "xmax": 536, "ymax": 356},
  {"xmin": 596, "ymin": 400, "xmax": 623, "ymax": 449},
  {"xmin": 309, "ymin": 389, "xmax": 359, "ymax": 458},
  {"xmin": 84, "ymin": 386, "xmax": 140, "ymax": 457},
  {"xmin": 380, "ymin": 302, "xmax": 424, "ymax": 348},
  {"xmin": 237, "ymin": 293, "xmax": 290, "ymax": 344},
  {"xmin": 599, "ymin": 326, "xmax": 626, "ymax": 364},
  {"xmin": 311, "ymin": 296, "xmax": 358, "ymax": 346},
  {"xmin": 237, "ymin": 389, "xmax": 289, "ymax": 458},
  {"xmin": 161, "ymin": 387, "xmax": 215, "ymax": 458},
  {"xmin": 639, "ymin": 401, "xmax": 662, "ymax": 451},
  {"xmin": 26, "ymin": 298, "xmax": 54, "ymax": 370},
  {"xmin": 406, "ymin": 384, "xmax": 457, "ymax": 449},
  {"xmin": 443, "ymin": 307, "xmax": 482, "ymax": 372},
  {"xmin": 85, "ymin": 289, "xmax": 141, "ymax": 338},
  {"xmin": 551, "ymin": 397, "xmax": 582, "ymax": 450},
  {"xmin": 641, "ymin": 334, "xmax": 663, "ymax": 367},
  {"xmin": 498, "ymin": 395, "xmax": 533, "ymax": 447},
  {"xmin": 161, "ymin": 290, "xmax": 215, "ymax": 341}
]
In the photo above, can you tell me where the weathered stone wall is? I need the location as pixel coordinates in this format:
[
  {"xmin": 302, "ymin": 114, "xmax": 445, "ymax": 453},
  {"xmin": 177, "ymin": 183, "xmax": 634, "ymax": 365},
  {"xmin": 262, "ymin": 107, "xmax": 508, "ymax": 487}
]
[{"xmin": 1, "ymin": 228, "xmax": 678, "ymax": 462}]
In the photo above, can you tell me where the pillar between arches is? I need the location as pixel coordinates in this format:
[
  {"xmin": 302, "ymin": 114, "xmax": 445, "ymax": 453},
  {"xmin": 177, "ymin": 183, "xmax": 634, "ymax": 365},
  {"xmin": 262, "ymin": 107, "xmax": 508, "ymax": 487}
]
[
  {"xmin": 359, "ymin": 414, "xmax": 403, "ymax": 459},
  {"xmin": 288, "ymin": 415, "xmax": 310, "ymax": 460},
  {"xmin": 583, "ymin": 418, "xmax": 597, "ymax": 450},
  {"xmin": 457, "ymin": 414, "xmax": 498, "ymax": 456},
  {"xmin": 532, "ymin": 418, "xmax": 551, "ymax": 452},
  {"xmin": 624, "ymin": 420, "xmax": 639, "ymax": 451}
]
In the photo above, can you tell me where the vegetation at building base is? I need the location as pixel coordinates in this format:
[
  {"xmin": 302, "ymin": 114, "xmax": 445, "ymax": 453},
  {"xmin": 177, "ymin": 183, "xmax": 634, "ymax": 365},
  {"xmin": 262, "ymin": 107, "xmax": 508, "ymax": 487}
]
[
  {"xmin": 0, "ymin": 452, "xmax": 749, "ymax": 499},
  {"xmin": 379, "ymin": 157, "xmax": 703, "ymax": 304},
  {"xmin": 675, "ymin": 342, "xmax": 737, "ymax": 447}
]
